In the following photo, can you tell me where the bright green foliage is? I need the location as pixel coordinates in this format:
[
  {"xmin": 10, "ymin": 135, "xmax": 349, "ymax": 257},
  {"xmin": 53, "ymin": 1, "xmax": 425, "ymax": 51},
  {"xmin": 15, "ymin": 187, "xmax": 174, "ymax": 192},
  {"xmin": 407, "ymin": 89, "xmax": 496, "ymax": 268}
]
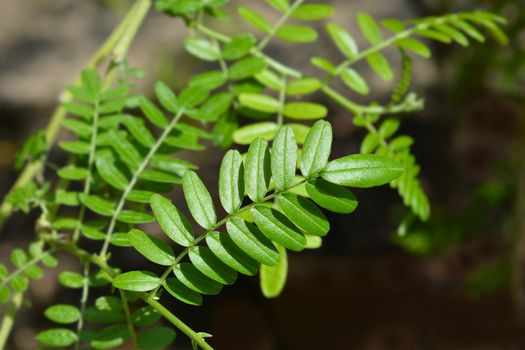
[
  {"xmin": 0, "ymin": 2, "xmax": 508, "ymax": 349},
  {"xmin": 260, "ymin": 244, "xmax": 288, "ymax": 298}
]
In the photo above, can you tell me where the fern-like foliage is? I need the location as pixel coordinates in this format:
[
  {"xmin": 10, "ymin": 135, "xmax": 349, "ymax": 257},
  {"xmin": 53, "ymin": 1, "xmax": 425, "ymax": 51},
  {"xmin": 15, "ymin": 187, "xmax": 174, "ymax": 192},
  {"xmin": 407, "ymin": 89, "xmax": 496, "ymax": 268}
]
[
  {"xmin": 112, "ymin": 121, "xmax": 402, "ymax": 307},
  {"xmin": 0, "ymin": 1, "xmax": 509, "ymax": 349}
]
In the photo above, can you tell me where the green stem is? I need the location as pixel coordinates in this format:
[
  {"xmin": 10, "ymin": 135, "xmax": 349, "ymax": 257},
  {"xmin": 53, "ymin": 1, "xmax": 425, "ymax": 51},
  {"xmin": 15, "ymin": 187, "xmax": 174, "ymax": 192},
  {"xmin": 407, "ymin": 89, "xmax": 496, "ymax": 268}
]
[
  {"xmin": 74, "ymin": 262, "xmax": 90, "ymax": 350},
  {"xmin": 99, "ymin": 108, "xmax": 186, "ymax": 257},
  {"xmin": 277, "ymin": 75, "xmax": 287, "ymax": 127},
  {"xmin": 0, "ymin": 0, "xmax": 151, "ymax": 231},
  {"xmin": 72, "ymin": 100, "xmax": 100, "ymax": 242},
  {"xmin": 0, "ymin": 292, "xmax": 23, "ymax": 349},
  {"xmin": 145, "ymin": 298, "xmax": 213, "ymax": 350},
  {"xmin": 119, "ymin": 289, "xmax": 138, "ymax": 348},
  {"xmin": 257, "ymin": 0, "xmax": 305, "ymax": 51}
]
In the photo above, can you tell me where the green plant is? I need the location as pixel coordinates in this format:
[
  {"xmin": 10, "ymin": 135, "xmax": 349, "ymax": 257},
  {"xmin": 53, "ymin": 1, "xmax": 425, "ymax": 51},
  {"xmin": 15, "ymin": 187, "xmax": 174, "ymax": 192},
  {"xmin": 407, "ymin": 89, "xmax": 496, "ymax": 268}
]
[{"xmin": 0, "ymin": 0, "xmax": 506, "ymax": 348}]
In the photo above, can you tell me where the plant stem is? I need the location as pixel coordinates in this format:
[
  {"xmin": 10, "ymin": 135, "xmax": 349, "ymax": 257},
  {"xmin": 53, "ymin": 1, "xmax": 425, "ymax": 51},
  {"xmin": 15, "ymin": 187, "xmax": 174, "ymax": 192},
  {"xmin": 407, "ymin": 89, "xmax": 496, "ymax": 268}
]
[
  {"xmin": 74, "ymin": 262, "xmax": 90, "ymax": 350},
  {"xmin": 0, "ymin": 250, "xmax": 53, "ymax": 289},
  {"xmin": 99, "ymin": 108, "xmax": 185, "ymax": 257},
  {"xmin": 145, "ymin": 298, "xmax": 213, "ymax": 350},
  {"xmin": 0, "ymin": 0, "xmax": 152, "ymax": 232},
  {"xmin": 119, "ymin": 289, "xmax": 138, "ymax": 348},
  {"xmin": 0, "ymin": 292, "xmax": 23, "ymax": 349},
  {"xmin": 257, "ymin": 0, "xmax": 305, "ymax": 51}
]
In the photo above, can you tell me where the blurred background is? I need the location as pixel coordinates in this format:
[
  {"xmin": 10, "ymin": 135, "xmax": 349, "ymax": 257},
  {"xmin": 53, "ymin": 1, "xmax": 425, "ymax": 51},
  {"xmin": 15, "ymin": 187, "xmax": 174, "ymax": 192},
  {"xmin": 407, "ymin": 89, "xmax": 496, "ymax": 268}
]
[{"xmin": 1, "ymin": 0, "xmax": 525, "ymax": 349}]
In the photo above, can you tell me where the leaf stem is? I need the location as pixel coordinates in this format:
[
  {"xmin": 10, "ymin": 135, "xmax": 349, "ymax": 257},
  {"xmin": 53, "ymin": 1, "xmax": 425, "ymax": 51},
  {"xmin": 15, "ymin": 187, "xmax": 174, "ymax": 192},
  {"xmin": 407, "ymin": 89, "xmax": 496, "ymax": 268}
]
[
  {"xmin": 99, "ymin": 108, "xmax": 186, "ymax": 257},
  {"xmin": 145, "ymin": 298, "xmax": 213, "ymax": 350},
  {"xmin": 0, "ymin": 250, "xmax": 53, "ymax": 289},
  {"xmin": 257, "ymin": 0, "xmax": 305, "ymax": 51},
  {"xmin": 74, "ymin": 262, "xmax": 90, "ymax": 350}
]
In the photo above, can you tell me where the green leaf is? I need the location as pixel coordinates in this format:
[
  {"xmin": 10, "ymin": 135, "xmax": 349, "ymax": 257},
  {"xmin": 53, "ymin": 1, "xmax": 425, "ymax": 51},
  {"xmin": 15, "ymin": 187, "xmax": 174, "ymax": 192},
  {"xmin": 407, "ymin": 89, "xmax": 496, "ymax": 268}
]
[
  {"xmin": 62, "ymin": 119, "xmax": 91, "ymax": 138},
  {"xmin": 228, "ymin": 57, "xmax": 267, "ymax": 81},
  {"xmin": 59, "ymin": 141, "xmax": 90, "ymax": 155},
  {"xmin": 238, "ymin": 93, "xmax": 280, "ymax": 113},
  {"xmin": 179, "ymin": 86, "xmax": 209, "ymax": 108},
  {"xmin": 238, "ymin": 6, "xmax": 271, "ymax": 33},
  {"xmin": 110, "ymin": 131, "xmax": 143, "ymax": 170},
  {"xmin": 189, "ymin": 246, "xmax": 238, "ymax": 285},
  {"xmin": 96, "ymin": 154, "xmax": 128, "ymax": 190},
  {"xmin": 244, "ymin": 138, "xmax": 271, "ymax": 202},
  {"xmin": 164, "ymin": 277, "xmax": 203, "ymax": 306},
  {"xmin": 182, "ymin": 171, "xmax": 217, "ymax": 230},
  {"xmin": 288, "ymin": 123, "xmax": 311, "ymax": 144},
  {"xmin": 277, "ymin": 193, "xmax": 329, "ymax": 236},
  {"xmin": 341, "ymin": 68, "xmax": 369, "ymax": 95},
  {"xmin": 357, "ymin": 12, "xmax": 383, "ymax": 45},
  {"xmin": 206, "ymin": 231, "xmax": 259, "ymax": 276},
  {"xmin": 254, "ymin": 70, "xmax": 283, "ymax": 91},
  {"xmin": 91, "ymin": 324, "xmax": 129, "ymax": 350},
  {"xmin": 140, "ymin": 98, "xmax": 168, "ymax": 128},
  {"xmin": 292, "ymin": 4, "xmax": 333, "ymax": 21},
  {"xmin": 379, "ymin": 118, "xmax": 400, "ymax": 138},
  {"xmin": 276, "ymin": 25, "xmax": 318, "ymax": 43},
  {"xmin": 57, "ymin": 166, "xmax": 88, "ymax": 180},
  {"xmin": 173, "ymin": 263, "xmax": 222, "ymax": 295},
  {"xmin": 63, "ymin": 102, "xmax": 93, "ymax": 119},
  {"xmin": 271, "ymin": 126, "xmax": 297, "ymax": 191},
  {"xmin": 305, "ymin": 234, "xmax": 323, "ymax": 249},
  {"xmin": 11, "ymin": 249, "xmax": 27, "ymax": 268},
  {"xmin": 326, "ymin": 23, "xmax": 358, "ymax": 58},
  {"xmin": 36, "ymin": 328, "xmax": 78, "ymax": 347},
  {"xmin": 226, "ymin": 217, "xmax": 280, "ymax": 266},
  {"xmin": 218, "ymin": 150, "xmax": 245, "ymax": 214},
  {"xmin": 233, "ymin": 122, "xmax": 278, "ymax": 145},
  {"xmin": 395, "ymin": 38, "xmax": 431, "ymax": 58},
  {"xmin": 139, "ymin": 169, "xmax": 182, "ymax": 183},
  {"xmin": 300, "ymin": 120, "xmax": 332, "ymax": 178},
  {"xmin": 361, "ymin": 133, "xmax": 380, "ymax": 154},
  {"xmin": 84, "ymin": 307, "xmax": 124, "ymax": 324},
  {"xmin": 321, "ymin": 154, "xmax": 403, "ymax": 188},
  {"xmin": 112, "ymin": 271, "xmax": 160, "ymax": 292},
  {"xmin": 414, "ymin": 28, "xmax": 452, "ymax": 43},
  {"xmin": 189, "ymin": 70, "xmax": 226, "ymax": 90},
  {"xmin": 0, "ymin": 286, "xmax": 9, "ymax": 303},
  {"xmin": 155, "ymin": 81, "xmax": 178, "ymax": 113},
  {"xmin": 266, "ymin": 0, "xmax": 289, "ymax": 12},
  {"xmin": 122, "ymin": 116, "xmax": 156, "ymax": 147},
  {"xmin": 366, "ymin": 52, "xmax": 393, "ymax": 82},
  {"xmin": 310, "ymin": 56, "xmax": 336, "ymax": 74},
  {"xmin": 137, "ymin": 327, "xmax": 176, "ymax": 350},
  {"xmin": 58, "ymin": 271, "xmax": 85, "ymax": 289},
  {"xmin": 283, "ymin": 102, "xmax": 327, "ymax": 120},
  {"xmin": 128, "ymin": 229, "xmax": 176, "ymax": 266},
  {"xmin": 150, "ymin": 194, "xmax": 195, "ymax": 247},
  {"xmin": 432, "ymin": 22, "xmax": 468, "ymax": 46},
  {"xmin": 450, "ymin": 18, "xmax": 485, "ymax": 42},
  {"xmin": 260, "ymin": 244, "xmax": 288, "ymax": 298},
  {"xmin": 222, "ymin": 33, "xmax": 256, "ymax": 60},
  {"xmin": 81, "ymin": 68, "xmax": 101, "ymax": 96},
  {"xmin": 131, "ymin": 306, "xmax": 161, "ymax": 327},
  {"xmin": 197, "ymin": 92, "xmax": 233, "ymax": 122},
  {"xmin": 381, "ymin": 19, "xmax": 406, "ymax": 33},
  {"xmin": 184, "ymin": 37, "xmax": 221, "ymax": 61},
  {"xmin": 11, "ymin": 275, "xmax": 28, "ymax": 292},
  {"xmin": 286, "ymin": 78, "xmax": 321, "ymax": 96},
  {"xmin": 251, "ymin": 205, "xmax": 306, "ymax": 251},
  {"xmin": 79, "ymin": 194, "xmax": 115, "ymax": 216},
  {"xmin": 44, "ymin": 304, "xmax": 81, "ymax": 324}
]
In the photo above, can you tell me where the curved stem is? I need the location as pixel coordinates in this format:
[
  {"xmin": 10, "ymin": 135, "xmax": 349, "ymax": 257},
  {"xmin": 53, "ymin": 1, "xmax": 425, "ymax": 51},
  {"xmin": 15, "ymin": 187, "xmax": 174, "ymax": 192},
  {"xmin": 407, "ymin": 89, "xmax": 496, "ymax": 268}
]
[{"xmin": 145, "ymin": 298, "xmax": 213, "ymax": 350}]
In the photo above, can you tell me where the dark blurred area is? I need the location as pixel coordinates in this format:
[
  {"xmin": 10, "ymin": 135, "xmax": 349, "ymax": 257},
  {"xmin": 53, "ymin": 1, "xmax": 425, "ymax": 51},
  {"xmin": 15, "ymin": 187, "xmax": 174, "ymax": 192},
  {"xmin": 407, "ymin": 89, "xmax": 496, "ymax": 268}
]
[{"xmin": 1, "ymin": 0, "xmax": 525, "ymax": 349}]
